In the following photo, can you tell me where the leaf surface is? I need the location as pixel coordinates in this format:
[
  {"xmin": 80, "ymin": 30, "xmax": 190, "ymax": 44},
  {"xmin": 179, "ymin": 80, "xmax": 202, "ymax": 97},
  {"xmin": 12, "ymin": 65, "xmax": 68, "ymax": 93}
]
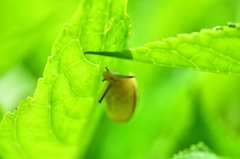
[
  {"xmin": 86, "ymin": 24, "xmax": 240, "ymax": 74},
  {"xmin": 0, "ymin": 0, "xmax": 130, "ymax": 158}
]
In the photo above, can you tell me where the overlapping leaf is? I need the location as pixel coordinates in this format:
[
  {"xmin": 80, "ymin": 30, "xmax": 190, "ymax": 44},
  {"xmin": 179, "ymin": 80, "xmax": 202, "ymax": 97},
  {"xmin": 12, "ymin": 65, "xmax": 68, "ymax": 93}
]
[{"xmin": 86, "ymin": 24, "xmax": 240, "ymax": 74}]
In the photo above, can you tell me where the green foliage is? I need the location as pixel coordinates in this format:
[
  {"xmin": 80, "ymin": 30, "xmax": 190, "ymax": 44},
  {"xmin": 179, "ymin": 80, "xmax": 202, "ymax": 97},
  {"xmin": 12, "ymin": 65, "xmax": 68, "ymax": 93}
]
[
  {"xmin": 86, "ymin": 24, "xmax": 240, "ymax": 74},
  {"xmin": 131, "ymin": 25, "xmax": 240, "ymax": 74},
  {"xmin": 0, "ymin": 0, "xmax": 240, "ymax": 159},
  {"xmin": 172, "ymin": 143, "xmax": 223, "ymax": 159},
  {"xmin": 0, "ymin": 0, "xmax": 129, "ymax": 158}
]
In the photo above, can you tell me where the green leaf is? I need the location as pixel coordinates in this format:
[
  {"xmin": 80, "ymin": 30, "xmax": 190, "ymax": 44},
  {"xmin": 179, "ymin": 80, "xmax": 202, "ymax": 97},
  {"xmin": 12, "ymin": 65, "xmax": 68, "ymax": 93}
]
[
  {"xmin": 171, "ymin": 143, "xmax": 225, "ymax": 159},
  {"xmin": 0, "ymin": 0, "xmax": 130, "ymax": 158},
  {"xmin": 85, "ymin": 24, "xmax": 240, "ymax": 75}
]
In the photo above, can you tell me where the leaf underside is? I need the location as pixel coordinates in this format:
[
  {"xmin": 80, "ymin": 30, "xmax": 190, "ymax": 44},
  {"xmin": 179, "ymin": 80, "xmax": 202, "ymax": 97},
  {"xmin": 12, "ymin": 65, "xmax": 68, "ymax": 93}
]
[
  {"xmin": 0, "ymin": 0, "xmax": 130, "ymax": 159},
  {"xmin": 86, "ymin": 24, "xmax": 240, "ymax": 75}
]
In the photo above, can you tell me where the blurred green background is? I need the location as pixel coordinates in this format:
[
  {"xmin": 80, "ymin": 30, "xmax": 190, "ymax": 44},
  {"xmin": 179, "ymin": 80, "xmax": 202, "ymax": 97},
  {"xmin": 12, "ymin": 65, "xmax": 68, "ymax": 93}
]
[{"xmin": 0, "ymin": 0, "xmax": 240, "ymax": 158}]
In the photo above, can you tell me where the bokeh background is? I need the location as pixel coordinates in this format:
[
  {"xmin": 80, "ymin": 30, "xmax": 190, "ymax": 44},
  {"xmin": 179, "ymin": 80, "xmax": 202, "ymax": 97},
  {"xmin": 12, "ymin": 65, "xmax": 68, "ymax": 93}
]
[{"xmin": 0, "ymin": 0, "xmax": 240, "ymax": 158}]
